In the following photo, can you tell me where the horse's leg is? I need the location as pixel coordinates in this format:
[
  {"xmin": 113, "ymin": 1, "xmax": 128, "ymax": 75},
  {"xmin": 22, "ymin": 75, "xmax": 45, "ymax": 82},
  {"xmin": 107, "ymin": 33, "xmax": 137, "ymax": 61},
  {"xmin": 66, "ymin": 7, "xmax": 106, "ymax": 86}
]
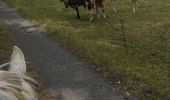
[
  {"xmin": 132, "ymin": 0, "xmax": 137, "ymax": 13},
  {"xmin": 75, "ymin": 7, "xmax": 80, "ymax": 19},
  {"xmin": 96, "ymin": 5, "xmax": 100, "ymax": 19},
  {"xmin": 111, "ymin": 0, "xmax": 116, "ymax": 14},
  {"xmin": 88, "ymin": 0, "xmax": 94, "ymax": 21},
  {"xmin": 101, "ymin": 0, "xmax": 106, "ymax": 18}
]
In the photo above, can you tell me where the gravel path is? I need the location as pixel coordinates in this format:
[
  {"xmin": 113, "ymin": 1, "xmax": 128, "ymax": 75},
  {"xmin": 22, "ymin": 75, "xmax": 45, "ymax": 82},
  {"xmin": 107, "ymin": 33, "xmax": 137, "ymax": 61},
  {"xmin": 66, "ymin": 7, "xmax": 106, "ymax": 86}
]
[{"xmin": 0, "ymin": 1, "xmax": 124, "ymax": 100}]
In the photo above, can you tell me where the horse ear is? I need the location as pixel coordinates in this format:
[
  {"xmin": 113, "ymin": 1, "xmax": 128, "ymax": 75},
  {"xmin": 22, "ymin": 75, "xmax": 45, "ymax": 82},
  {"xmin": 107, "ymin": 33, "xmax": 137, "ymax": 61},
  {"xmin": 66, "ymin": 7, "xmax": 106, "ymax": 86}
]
[{"xmin": 9, "ymin": 46, "xmax": 26, "ymax": 74}]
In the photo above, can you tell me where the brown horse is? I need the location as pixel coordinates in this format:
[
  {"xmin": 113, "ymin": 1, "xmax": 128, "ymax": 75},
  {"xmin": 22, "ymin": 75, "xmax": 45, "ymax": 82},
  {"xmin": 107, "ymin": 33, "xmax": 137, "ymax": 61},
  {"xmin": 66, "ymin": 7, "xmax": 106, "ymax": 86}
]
[{"xmin": 95, "ymin": 0, "xmax": 106, "ymax": 18}]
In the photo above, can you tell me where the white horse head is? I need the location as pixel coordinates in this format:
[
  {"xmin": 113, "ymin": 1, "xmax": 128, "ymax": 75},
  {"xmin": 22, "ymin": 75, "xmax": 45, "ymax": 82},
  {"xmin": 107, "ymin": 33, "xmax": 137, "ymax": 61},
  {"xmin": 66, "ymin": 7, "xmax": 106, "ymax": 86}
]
[
  {"xmin": 9, "ymin": 46, "xmax": 26, "ymax": 74},
  {"xmin": 0, "ymin": 46, "xmax": 37, "ymax": 100}
]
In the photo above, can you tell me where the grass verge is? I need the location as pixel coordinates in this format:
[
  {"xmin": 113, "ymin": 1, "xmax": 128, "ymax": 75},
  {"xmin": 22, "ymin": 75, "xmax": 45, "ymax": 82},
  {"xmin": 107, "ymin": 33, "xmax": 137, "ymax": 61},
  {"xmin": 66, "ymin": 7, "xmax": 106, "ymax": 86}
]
[
  {"xmin": 0, "ymin": 23, "xmax": 14, "ymax": 62},
  {"xmin": 2, "ymin": 0, "xmax": 170, "ymax": 99}
]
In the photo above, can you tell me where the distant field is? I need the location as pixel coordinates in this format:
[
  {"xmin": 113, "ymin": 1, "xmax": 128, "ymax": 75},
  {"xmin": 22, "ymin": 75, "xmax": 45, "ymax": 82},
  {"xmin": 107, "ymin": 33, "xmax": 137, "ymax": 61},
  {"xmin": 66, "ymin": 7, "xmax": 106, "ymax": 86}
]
[{"xmin": 3, "ymin": 0, "xmax": 170, "ymax": 99}]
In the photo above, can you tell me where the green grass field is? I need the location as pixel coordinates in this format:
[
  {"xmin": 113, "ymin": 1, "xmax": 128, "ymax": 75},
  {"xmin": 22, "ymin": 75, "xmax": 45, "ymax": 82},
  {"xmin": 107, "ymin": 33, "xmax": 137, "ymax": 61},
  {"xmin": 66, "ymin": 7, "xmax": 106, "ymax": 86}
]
[{"xmin": 3, "ymin": 0, "xmax": 170, "ymax": 99}]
